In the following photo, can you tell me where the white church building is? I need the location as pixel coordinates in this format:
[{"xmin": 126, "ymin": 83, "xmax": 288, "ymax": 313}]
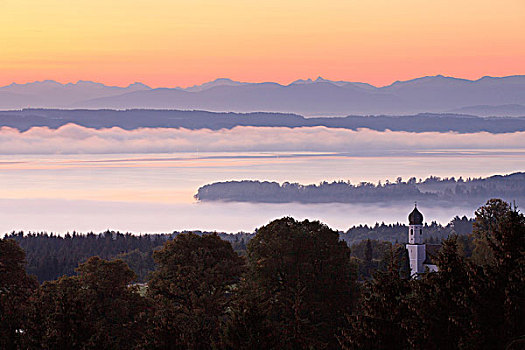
[{"xmin": 406, "ymin": 205, "xmax": 439, "ymax": 277}]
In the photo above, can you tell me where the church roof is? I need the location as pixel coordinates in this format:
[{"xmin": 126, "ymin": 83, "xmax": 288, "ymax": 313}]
[{"xmin": 408, "ymin": 205, "xmax": 424, "ymax": 225}]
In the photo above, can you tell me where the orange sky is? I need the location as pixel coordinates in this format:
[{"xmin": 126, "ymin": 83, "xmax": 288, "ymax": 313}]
[{"xmin": 1, "ymin": 0, "xmax": 524, "ymax": 87}]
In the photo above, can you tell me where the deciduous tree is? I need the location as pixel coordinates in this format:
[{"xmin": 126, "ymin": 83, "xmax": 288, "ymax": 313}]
[
  {"xmin": 236, "ymin": 217, "xmax": 357, "ymax": 349},
  {"xmin": 0, "ymin": 239, "xmax": 38, "ymax": 350},
  {"xmin": 25, "ymin": 257, "xmax": 146, "ymax": 349},
  {"xmin": 146, "ymin": 233, "xmax": 245, "ymax": 349}
]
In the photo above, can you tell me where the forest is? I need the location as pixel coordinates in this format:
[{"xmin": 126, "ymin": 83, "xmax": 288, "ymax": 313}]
[
  {"xmin": 4, "ymin": 216, "xmax": 473, "ymax": 283},
  {"xmin": 195, "ymin": 172, "xmax": 525, "ymax": 205},
  {"xmin": 0, "ymin": 199, "xmax": 523, "ymax": 349}
]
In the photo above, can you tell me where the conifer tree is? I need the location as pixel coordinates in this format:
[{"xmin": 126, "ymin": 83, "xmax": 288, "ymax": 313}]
[
  {"xmin": 404, "ymin": 236, "xmax": 472, "ymax": 349},
  {"xmin": 468, "ymin": 199, "xmax": 525, "ymax": 348},
  {"xmin": 340, "ymin": 247, "xmax": 410, "ymax": 350}
]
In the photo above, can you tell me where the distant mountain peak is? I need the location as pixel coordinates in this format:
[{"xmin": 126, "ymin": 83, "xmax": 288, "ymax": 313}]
[
  {"xmin": 291, "ymin": 77, "xmax": 339, "ymax": 85},
  {"xmin": 212, "ymin": 78, "xmax": 236, "ymax": 83},
  {"xmin": 184, "ymin": 78, "xmax": 247, "ymax": 92},
  {"xmin": 290, "ymin": 76, "xmax": 358, "ymax": 87},
  {"xmin": 290, "ymin": 78, "xmax": 314, "ymax": 85},
  {"xmin": 33, "ymin": 79, "xmax": 61, "ymax": 84},
  {"xmin": 291, "ymin": 78, "xmax": 313, "ymax": 84},
  {"xmin": 475, "ymin": 75, "xmax": 525, "ymax": 83},
  {"xmin": 126, "ymin": 82, "xmax": 151, "ymax": 89},
  {"xmin": 13, "ymin": 79, "xmax": 62, "ymax": 87},
  {"xmin": 69, "ymin": 80, "xmax": 105, "ymax": 87},
  {"xmin": 68, "ymin": 80, "xmax": 150, "ymax": 90},
  {"xmin": 385, "ymin": 74, "xmax": 474, "ymax": 88}
]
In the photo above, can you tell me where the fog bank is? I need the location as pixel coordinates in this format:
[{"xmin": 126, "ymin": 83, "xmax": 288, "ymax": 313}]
[{"xmin": 0, "ymin": 124, "xmax": 524, "ymax": 154}]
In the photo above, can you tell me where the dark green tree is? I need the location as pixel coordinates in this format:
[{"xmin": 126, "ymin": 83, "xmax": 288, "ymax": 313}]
[
  {"xmin": 233, "ymin": 217, "xmax": 357, "ymax": 349},
  {"xmin": 7, "ymin": 231, "xmax": 164, "ymax": 283},
  {"xmin": 0, "ymin": 239, "xmax": 38, "ymax": 350},
  {"xmin": 146, "ymin": 233, "xmax": 245, "ymax": 349},
  {"xmin": 220, "ymin": 280, "xmax": 278, "ymax": 350},
  {"xmin": 340, "ymin": 247, "xmax": 411, "ymax": 350},
  {"xmin": 116, "ymin": 249, "xmax": 156, "ymax": 282},
  {"xmin": 468, "ymin": 199, "xmax": 525, "ymax": 349},
  {"xmin": 25, "ymin": 257, "xmax": 146, "ymax": 350},
  {"xmin": 364, "ymin": 239, "xmax": 373, "ymax": 264},
  {"xmin": 404, "ymin": 236, "xmax": 472, "ymax": 349}
]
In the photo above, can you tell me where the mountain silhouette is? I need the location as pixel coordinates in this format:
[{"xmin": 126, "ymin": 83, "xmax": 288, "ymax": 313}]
[
  {"xmin": 1, "ymin": 75, "xmax": 524, "ymax": 116},
  {"xmin": 0, "ymin": 80, "xmax": 150, "ymax": 109}
]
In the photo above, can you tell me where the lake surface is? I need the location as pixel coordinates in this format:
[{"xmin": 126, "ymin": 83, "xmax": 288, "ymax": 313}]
[{"xmin": 1, "ymin": 149, "xmax": 524, "ymax": 234}]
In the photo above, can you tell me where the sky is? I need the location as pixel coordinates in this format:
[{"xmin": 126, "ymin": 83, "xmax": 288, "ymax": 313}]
[{"xmin": 1, "ymin": 0, "xmax": 524, "ymax": 87}]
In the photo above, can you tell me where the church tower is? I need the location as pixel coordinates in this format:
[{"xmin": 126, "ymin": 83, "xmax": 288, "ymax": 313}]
[{"xmin": 406, "ymin": 205, "xmax": 426, "ymax": 277}]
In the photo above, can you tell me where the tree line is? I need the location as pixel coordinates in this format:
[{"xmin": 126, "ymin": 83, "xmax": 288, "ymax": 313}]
[
  {"xmin": 194, "ymin": 172, "xmax": 525, "ymax": 204},
  {"xmin": 0, "ymin": 199, "xmax": 523, "ymax": 349},
  {"xmin": 5, "ymin": 231, "xmax": 252, "ymax": 283},
  {"xmin": 343, "ymin": 215, "xmax": 474, "ymax": 245},
  {"xmin": 5, "ymin": 217, "xmax": 472, "ymax": 283},
  {"xmin": 3, "ymin": 109, "xmax": 525, "ymax": 133}
]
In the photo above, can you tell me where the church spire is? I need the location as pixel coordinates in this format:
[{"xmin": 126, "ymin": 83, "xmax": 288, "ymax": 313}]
[
  {"xmin": 406, "ymin": 205, "xmax": 426, "ymax": 277},
  {"xmin": 408, "ymin": 205, "xmax": 424, "ymax": 226}
]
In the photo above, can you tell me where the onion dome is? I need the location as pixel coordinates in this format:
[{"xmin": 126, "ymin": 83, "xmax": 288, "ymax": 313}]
[{"xmin": 409, "ymin": 205, "xmax": 423, "ymax": 225}]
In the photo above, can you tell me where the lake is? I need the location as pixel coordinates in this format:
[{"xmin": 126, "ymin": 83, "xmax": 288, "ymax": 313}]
[{"xmin": 1, "ymin": 149, "xmax": 524, "ymax": 234}]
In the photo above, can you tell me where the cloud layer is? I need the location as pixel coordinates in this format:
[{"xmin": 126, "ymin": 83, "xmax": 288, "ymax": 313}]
[{"xmin": 0, "ymin": 124, "xmax": 524, "ymax": 155}]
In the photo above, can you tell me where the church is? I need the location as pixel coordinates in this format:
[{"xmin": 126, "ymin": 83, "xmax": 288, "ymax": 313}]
[{"xmin": 406, "ymin": 205, "xmax": 439, "ymax": 277}]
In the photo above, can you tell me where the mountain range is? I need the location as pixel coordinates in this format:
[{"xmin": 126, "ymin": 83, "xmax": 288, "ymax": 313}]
[{"xmin": 1, "ymin": 75, "xmax": 525, "ymax": 116}]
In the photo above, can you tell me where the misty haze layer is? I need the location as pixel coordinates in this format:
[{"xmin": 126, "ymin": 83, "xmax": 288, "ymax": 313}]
[
  {"xmin": 1, "ymin": 124, "xmax": 525, "ymax": 154},
  {"xmin": 0, "ymin": 198, "xmax": 480, "ymax": 234}
]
